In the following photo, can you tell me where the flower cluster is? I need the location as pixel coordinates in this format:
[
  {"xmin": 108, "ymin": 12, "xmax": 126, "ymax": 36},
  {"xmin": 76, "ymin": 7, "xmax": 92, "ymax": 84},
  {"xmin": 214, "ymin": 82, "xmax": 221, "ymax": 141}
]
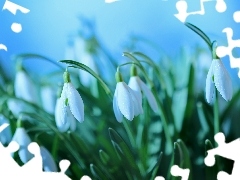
[{"xmin": 113, "ymin": 66, "xmax": 158, "ymax": 122}]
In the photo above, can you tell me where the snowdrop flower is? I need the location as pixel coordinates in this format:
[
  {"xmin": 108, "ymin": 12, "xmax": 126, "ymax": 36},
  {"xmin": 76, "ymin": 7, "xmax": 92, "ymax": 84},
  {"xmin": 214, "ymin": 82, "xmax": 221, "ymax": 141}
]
[
  {"xmin": 40, "ymin": 146, "xmax": 57, "ymax": 172},
  {"xmin": 206, "ymin": 59, "xmax": 232, "ymax": 104},
  {"xmin": 113, "ymin": 70, "xmax": 143, "ymax": 122},
  {"xmin": 55, "ymin": 97, "xmax": 76, "ymax": 132},
  {"xmin": 41, "ymin": 85, "xmax": 56, "ymax": 114},
  {"xmin": 11, "ymin": 125, "xmax": 33, "ymax": 163},
  {"xmin": 128, "ymin": 66, "xmax": 158, "ymax": 113},
  {"xmin": 0, "ymin": 115, "xmax": 12, "ymax": 145},
  {"xmin": 59, "ymin": 71, "xmax": 84, "ymax": 124},
  {"xmin": 14, "ymin": 66, "xmax": 37, "ymax": 103}
]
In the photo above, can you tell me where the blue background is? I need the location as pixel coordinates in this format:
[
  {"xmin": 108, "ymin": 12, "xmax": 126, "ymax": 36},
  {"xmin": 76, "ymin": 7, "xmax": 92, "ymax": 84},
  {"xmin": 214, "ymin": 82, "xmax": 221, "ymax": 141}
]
[{"xmin": 0, "ymin": 0, "xmax": 240, "ymax": 82}]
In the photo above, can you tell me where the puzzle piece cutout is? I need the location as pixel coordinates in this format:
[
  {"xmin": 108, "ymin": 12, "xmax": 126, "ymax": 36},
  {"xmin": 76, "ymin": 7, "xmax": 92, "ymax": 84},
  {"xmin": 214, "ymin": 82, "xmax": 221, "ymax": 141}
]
[
  {"xmin": 154, "ymin": 165, "xmax": 190, "ymax": 180},
  {"xmin": 233, "ymin": 11, "xmax": 240, "ymax": 23},
  {"xmin": 2, "ymin": 0, "xmax": 30, "ymax": 15},
  {"xmin": 0, "ymin": 44, "xmax": 7, "ymax": 51},
  {"xmin": 154, "ymin": 176, "xmax": 165, "ymax": 180},
  {"xmin": 2, "ymin": 0, "xmax": 30, "ymax": 33},
  {"xmin": 216, "ymin": 26, "xmax": 240, "ymax": 78},
  {"xmin": 0, "ymin": 124, "xmax": 72, "ymax": 179},
  {"xmin": 204, "ymin": 132, "xmax": 240, "ymax": 180},
  {"xmin": 174, "ymin": 0, "xmax": 226, "ymax": 22},
  {"xmin": 171, "ymin": 165, "xmax": 190, "ymax": 180}
]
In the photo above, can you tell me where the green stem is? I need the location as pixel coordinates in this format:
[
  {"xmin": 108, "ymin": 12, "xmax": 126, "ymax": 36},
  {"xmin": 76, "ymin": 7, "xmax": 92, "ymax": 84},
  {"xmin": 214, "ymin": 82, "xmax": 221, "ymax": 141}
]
[{"xmin": 123, "ymin": 120, "xmax": 136, "ymax": 149}]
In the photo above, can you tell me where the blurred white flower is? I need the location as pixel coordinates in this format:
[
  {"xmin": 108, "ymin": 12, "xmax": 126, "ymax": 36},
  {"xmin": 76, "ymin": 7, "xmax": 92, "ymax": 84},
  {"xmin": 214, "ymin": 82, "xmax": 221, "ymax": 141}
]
[
  {"xmin": 0, "ymin": 115, "xmax": 12, "ymax": 144},
  {"xmin": 78, "ymin": 53, "xmax": 98, "ymax": 88},
  {"xmin": 11, "ymin": 127, "xmax": 33, "ymax": 163},
  {"xmin": 206, "ymin": 59, "xmax": 232, "ymax": 104},
  {"xmin": 55, "ymin": 97, "xmax": 76, "ymax": 132},
  {"xmin": 128, "ymin": 76, "xmax": 158, "ymax": 113},
  {"xmin": 14, "ymin": 69, "xmax": 37, "ymax": 103},
  {"xmin": 7, "ymin": 99, "xmax": 23, "ymax": 116},
  {"xmin": 60, "ymin": 71, "xmax": 84, "ymax": 124},
  {"xmin": 65, "ymin": 36, "xmax": 98, "ymax": 88},
  {"xmin": 113, "ymin": 81, "xmax": 143, "ymax": 122},
  {"xmin": 40, "ymin": 146, "xmax": 57, "ymax": 172},
  {"xmin": 41, "ymin": 86, "xmax": 56, "ymax": 114}
]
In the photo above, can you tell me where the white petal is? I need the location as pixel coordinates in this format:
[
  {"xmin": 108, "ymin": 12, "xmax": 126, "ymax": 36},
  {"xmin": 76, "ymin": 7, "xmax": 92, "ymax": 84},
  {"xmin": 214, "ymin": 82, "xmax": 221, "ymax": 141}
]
[
  {"xmin": 113, "ymin": 87, "xmax": 123, "ymax": 122},
  {"xmin": 213, "ymin": 59, "xmax": 232, "ymax": 101},
  {"xmin": 206, "ymin": 61, "xmax": 216, "ymax": 104},
  {"xmin": 139, "ymin": 78, "xmax": 158, "ymax": 113},
  {"xmin": 55, "ymin": 98, "xmax": 69, "ymax": 132},
  {"xmin": 128, "ymin": 76, "xmax": 141, "ymax": 92},
  {"xmin": 116, "ymin": 82, "xmax": 134, "ymax": 121},
  {"xmin": 67, "ymin": 83, "xmax": 84, "ymax": 123},
  {"xmin": 128, "ymin": 76, "xmax": 142, "ymax": 106},
  {"xmin": 14, "ymin": 70, "xmax": 36, "ymax": 103},
  {"xmin": 128, "ymin": 87, "xmax": 143, "ymax": 117},
  {"xmin": 67, "ymin": 107, "xmax": 77, "ymax": 131},
  {"xmin": 40, "ymin": 146, "xmax": 57, "ymax": 172},
  {"xmin": 12, "ymin": 127, "xmax": 33, "ymax": 163}
]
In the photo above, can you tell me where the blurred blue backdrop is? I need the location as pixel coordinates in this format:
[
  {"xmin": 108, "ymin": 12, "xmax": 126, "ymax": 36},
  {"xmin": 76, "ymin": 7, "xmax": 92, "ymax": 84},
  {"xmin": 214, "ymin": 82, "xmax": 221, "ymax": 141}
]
[{"xmin": 0, "ymin": 0, "xmax": 240, "ymax": 82}]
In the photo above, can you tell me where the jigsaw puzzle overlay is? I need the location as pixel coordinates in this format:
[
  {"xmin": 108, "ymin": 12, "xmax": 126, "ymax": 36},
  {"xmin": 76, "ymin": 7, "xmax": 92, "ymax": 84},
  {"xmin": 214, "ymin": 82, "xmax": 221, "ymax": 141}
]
[
  {"xmin": 1, "ymin": 0, "xmax": 240, "ymax": 179},
  {"xmin": 216, "ymin": 11, "xmax": 240, "ymax": 77},
  {"xmin": 205, "ymin": 132, "xmax": 240, "ymax": 180},
  {"xmin": 0, "ymin": 0, "xmax": 30, "ymax": 51},
  {"xmin": 0, "ymin": 124, "xmax": 91, "ymax": 180}
]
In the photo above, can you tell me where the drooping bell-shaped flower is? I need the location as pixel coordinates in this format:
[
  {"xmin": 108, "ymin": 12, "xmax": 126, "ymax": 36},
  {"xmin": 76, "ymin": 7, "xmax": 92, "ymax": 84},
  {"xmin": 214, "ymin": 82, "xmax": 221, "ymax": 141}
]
[
  {"xmin": 113, "ymin": 70, "xmax": 143, "ymax": 122},
  {"xmin": 0, "ymin": 115, "xmax": 12, "ymax": 145},
  {"xmin": 14, "ymin": 66, "xmax": 37, "ymax": 104},
  {"xmin": 59, "ymin": 71, "xmax": 84, "ymax": 124},
  {"xmin": 11, "ymin": 121, "xmax": 33, "ymax": 163},
  {"xmin": 40, "ymin": 146, "xmax": 57, "ymax": 172},
  {"xmin": 206, "ymin": 59, "xmax": 232, "ymax": 104},
  {"xmin": 128, "ymin": 65, "xmax": 158, "ymax": 113},
  {"xmin": 55, "ymin": 96, "xmax": 76, "ymax": 132}
]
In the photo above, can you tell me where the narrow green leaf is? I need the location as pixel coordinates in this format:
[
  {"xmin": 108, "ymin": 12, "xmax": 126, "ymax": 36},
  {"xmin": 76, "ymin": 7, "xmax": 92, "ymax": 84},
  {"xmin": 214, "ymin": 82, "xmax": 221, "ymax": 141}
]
[
  {"xmin": 184, "ymin": 22, "xmax": 212, "ymax": 50},
  {"xmin": 146, "ymin": 152, "xmax": 163, "ymax": 180},
  {"xmin": 108, "ymin": 127, "xmax": 141, "ymax": 177},
  {"xmin": 174, "ymin": 139, "xmax": 192, "ymax": 179},
  {"xmin": 59, "ymin": 60, "xmax": 112, "ymax": 98},
  {"xmin": 99, "ymin": 149, "xmax": 110, "ymax": 165},
  {"xmin": 90, "ymin": 164, "xmax": 110, "ymax": 180}
]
